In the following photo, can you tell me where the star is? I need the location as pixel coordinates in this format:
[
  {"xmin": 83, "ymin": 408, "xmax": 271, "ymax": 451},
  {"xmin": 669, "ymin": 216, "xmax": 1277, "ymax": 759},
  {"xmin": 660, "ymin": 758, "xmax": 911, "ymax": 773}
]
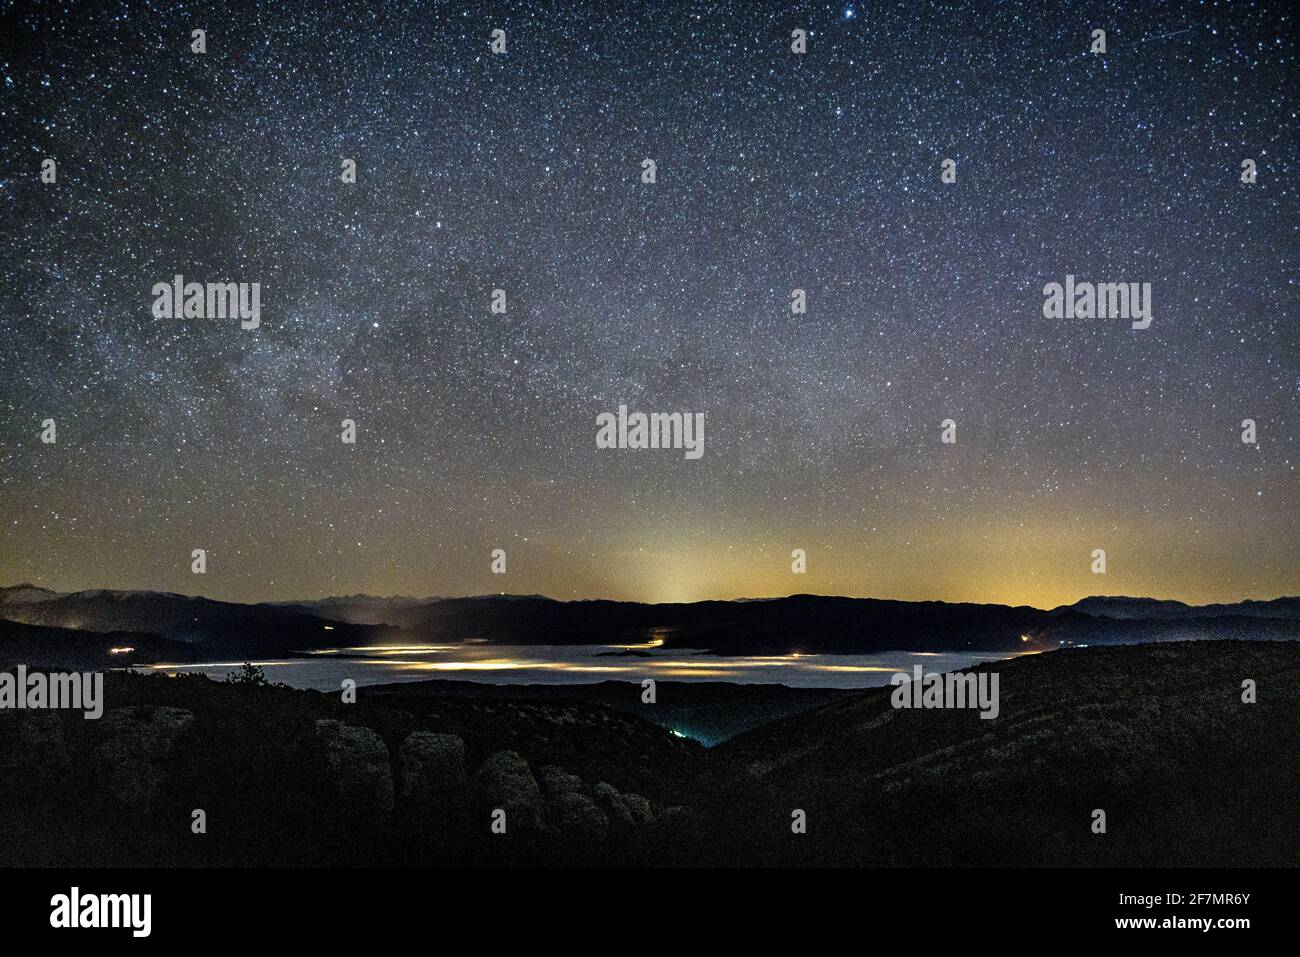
[{"xmin": 0, "ymin": 0, "xmax": 1293, "ymax": 608}]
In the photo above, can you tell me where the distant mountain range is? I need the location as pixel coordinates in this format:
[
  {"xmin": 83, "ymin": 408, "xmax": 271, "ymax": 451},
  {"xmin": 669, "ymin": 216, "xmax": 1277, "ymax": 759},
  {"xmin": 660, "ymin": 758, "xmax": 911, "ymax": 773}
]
[
  {"xmin": 269, "ymin": 594, "xmax": 445, "ymax": 625},
  {"xmin": 0, "ymin": 585, "xmax": 382, "ymax": 664},
  {"xmin": 1, "ymin": 584, "xmax": 1298, "ymax": 669},
  {"xmin": 1066, "ymin": 595, "xmax": 1300, "ymax": 620}
]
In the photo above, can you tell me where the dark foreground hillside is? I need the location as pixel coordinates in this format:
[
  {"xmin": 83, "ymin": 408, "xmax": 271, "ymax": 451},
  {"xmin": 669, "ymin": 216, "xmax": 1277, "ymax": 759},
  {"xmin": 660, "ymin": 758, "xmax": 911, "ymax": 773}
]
[
  {"xmin": 365, "ymin": 678, "xmax": 853, "ymax": 746},
  {"xmin": 0, "ymin": 668, "xmax": 704, "ymax": 867},
  {"xmin": 0, "ymin": 641, "xmax": 1296, "ymax": 867},
  {"xmin": 679, "ymin": 640, "xmax": 1300, "ymax": 866}
]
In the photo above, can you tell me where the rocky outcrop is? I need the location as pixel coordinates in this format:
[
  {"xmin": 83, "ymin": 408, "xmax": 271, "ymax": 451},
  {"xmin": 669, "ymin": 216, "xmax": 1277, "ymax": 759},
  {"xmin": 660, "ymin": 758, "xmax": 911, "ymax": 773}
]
[
  {"xmin": 473, "ymin": 749, "xmax": 542, "ymax": 831},
  {"xmin": 537, "ymin": 764, "xmax": 583, "ymax": 797},
  {"xmin": 313, "ymin": 719, "xmax": 394, "ymax": 823},
  {"xmin": 95, "ymin": 706, "xmax": 194, "ymax": 812},
  {"xmin": 546, "ymin": 790, "xmax": 608, "ymax": 833},
  {"xmin": 593, "ymin": 780, "xmax": 655, "ymax": 828},
  {"xmin": 538, "ymin": 765, "xmax": 607, "ymax": 835},
  {"xmin": 399, "ymin": 731, "xmax": 466, "ymax": 806}
]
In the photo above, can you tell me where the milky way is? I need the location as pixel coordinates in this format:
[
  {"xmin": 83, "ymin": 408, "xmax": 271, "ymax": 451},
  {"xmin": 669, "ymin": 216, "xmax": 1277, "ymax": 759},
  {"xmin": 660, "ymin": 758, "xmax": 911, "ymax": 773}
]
[{"xmin": 1, "ymin": 0, "xmax": 1296, "ymax": 605}]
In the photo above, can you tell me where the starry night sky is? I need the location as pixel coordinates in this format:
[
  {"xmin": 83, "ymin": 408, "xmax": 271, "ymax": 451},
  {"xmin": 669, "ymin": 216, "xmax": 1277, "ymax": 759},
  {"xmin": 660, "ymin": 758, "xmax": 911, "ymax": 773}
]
[{"xmin": 1, "ymin": 0, "xmax": 1296, "ymax": 606}]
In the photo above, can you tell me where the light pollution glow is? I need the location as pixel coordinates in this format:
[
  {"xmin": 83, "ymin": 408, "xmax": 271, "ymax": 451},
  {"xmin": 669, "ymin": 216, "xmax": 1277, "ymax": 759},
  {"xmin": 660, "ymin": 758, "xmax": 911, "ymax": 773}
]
[{"xmin": 2, "ymin": 3, "xmax": 1295, "ymax": 613}]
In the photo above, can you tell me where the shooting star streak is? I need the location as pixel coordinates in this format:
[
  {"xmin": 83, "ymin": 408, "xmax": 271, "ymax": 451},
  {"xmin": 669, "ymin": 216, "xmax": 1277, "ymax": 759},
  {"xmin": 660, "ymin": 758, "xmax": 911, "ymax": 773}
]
[{"xmin": 1136, "ymin": 27, "xmax": 1196, "ymax": 44}]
